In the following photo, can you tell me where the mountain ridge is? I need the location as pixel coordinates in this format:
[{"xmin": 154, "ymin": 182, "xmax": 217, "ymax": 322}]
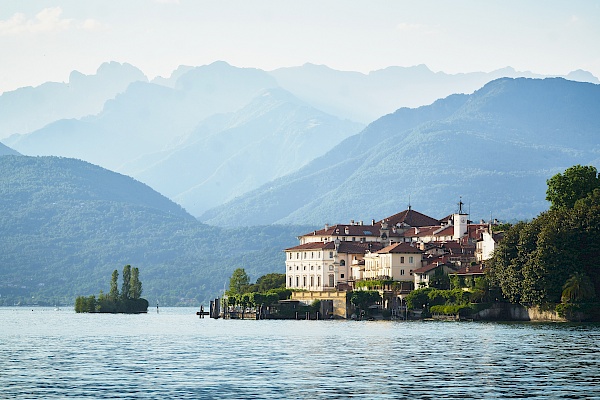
[{"xmin": 201, "ymin": 77, "xmax": 600, "ymax": 226}]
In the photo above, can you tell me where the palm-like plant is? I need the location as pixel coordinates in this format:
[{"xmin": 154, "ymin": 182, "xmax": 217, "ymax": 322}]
[{"xmin": 561, "ymin": 272, "xmax": 596, "ymax": 303}]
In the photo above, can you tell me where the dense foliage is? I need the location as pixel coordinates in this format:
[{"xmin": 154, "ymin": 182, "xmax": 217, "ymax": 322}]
[
  {"xmin": 0, "ymin": 156, "xmax": 315, "ymax": 306},
  {"xmin": 224, "ymin": 269, "xmax": 291, "ymax": 310},
  {"xmin": 489, "ymin": 165, "xmax": 600, "ymax": 307},
  {"xmin": 75, "ymin": 265, "xmax": 148, "ymax": 313},
  {"xmin": 349, "ymin": 290, "xmax": 381, "ymax": 315}
]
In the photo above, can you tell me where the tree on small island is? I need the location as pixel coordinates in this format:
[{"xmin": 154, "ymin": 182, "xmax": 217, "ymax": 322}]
[{"xmin": 75, "ymin": 265, "xmax": 149, "ymax": 313}]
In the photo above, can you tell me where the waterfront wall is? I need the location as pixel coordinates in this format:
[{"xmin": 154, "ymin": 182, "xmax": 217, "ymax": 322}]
[
  {"xmin": 292, "ymin": 291, "xmax": 349, "ymax": 319},
  {"xmin": 473, "ymin": 303, "xmax": 566, "ymax": 322}
]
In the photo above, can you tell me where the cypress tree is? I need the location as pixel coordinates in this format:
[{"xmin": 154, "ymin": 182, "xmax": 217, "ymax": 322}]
[
  {"xmin": 129, "ymin": 267, "xmax": 142, "ymax": 300},
  {"xmin": 121, "ymin": 265, "xmax": 131, "ymax": 301},
  {"xmin": 109, "ymin": 269, "xmax": 119, "ymax": 302}
]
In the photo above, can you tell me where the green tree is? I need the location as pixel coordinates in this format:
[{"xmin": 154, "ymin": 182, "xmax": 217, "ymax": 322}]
[
  {"xmin": 255, "ymin": 273, "xmax": 286, "ymax": 292},
  {"xmin": 129, "ymin": 267, "xmax": 142, "ymax": 300},
  {"xmin": 121, "ymin": 264, "xmax": 131, "ymax": 301},
  {"xmin": 546, "ymin": 165, "xmax": 600, "ymax": 210},
  {"xmin": 561, "ymin": 273, "xmax": 596, "ymax": 303},
  {"xmin": 349, "ymin": 290, "xmax": 381, "ymax": 316},
  {"xmin": 226, "ymin": 268, "xmax": 250, "ymax": 296},
  {"xmin": 109, "ymin": 269, "xmax": 119, "ymax": 301}
]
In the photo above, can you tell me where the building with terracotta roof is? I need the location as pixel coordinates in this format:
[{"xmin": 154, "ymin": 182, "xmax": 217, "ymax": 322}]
[
  {"xmin": 362, "ymin": 242, "xmax": 424, "ymax": 282},
  {"xmin": 285, "ymin": 201, "xmax": 500, "ymax": 293}
]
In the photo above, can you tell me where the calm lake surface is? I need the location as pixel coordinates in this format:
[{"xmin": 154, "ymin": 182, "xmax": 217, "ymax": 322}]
[{"xmin": 1, "ymin": 307, "xmax": 599, "ymax": 399}]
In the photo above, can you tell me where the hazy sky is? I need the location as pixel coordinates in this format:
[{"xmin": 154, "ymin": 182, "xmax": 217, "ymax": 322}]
[{"xmin": 1, "ymin": 0, "xmax": 599, "ymax": 94}]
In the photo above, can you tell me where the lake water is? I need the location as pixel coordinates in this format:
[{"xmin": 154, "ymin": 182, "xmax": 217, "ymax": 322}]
[{"xmin": 1, "ymin": 307, "xmax": 599, "ymax": 399}]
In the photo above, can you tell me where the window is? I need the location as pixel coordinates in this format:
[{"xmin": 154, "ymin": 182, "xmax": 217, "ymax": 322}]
[
  {"xmin": 410, "ymin": 269, "xmax": 413, "ymax": 276},
  {"xmin": 409, "ymin": 256, "xmax": 414, "ymax": 263},
  {"xmin": 329, "ymin": 274, "xmax": 335, "ymax": 287},
  {"xmin": 296, "ymin": 266, "xmax": 299, "ymax": 270},
  {"xmin": 329, "ymin": 251, "xmax": 334, "ymax": 258},
  {"xmin": 303, "ymin": 266, "xmax": 306, "ymax": 270},
  {"xmin": 352, "ymin": 237, "xmax": 356, "ymax": 241},
  {"xmin": 329, "ymin": 265, "xmax": 334, "ymax": 271},
  {"xmin": 288, "ymin": 277, "xmax": 292, "ymax": 287},
  {"xmin": 310, "ymin": 276, "xmax": 314, "ymax": 286},
  {"xmin": 340, "ymin": 260, "xmax": 346, "ymax": 266},
  {"xmin": 303, "ymin": 252, "xmax": 306, "ymax": 259},
  {"xmin": 296, "ymin": 253, "xmax": 299, "ymax": 259},
  {"xmin": 318, "ymin": 266, "xmax": 321, "ymax": 270},
  {"xmin": 311, "ymin": 252, "xmax": 314, "ymax": 258},
  {"xmin": 401, "ymin": 256, "xmax": 405, "ymax": 263},
  {"xmin": 401, "ymin": 269, "xmax": 405, "ymax": 276},
  {"xmin": 311, "ymin": 265, "xmax": 314, "ymax": 270},
  {"xmin": 295, "ymin": 276, "xmax": 299, "ymax": 286},
  {"xmin": 318, "ymin": 276, "xmax": 321, "ymax": 287},
  {"xmin": 303, "ymin": 276, "xmax": 307, "ymax": 287},
  {"xmin": 340, "ymin": 273, "xmax": 345, "ymax": 279},
  {"xmin": 288, "ymin": 266, "xmax": 292, "ymax": 271}
]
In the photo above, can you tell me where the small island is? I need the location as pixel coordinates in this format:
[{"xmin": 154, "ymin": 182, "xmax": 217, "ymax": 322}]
[{"xmin": 75, "ymin": 265, "xmax": 149, "ymax": 313}]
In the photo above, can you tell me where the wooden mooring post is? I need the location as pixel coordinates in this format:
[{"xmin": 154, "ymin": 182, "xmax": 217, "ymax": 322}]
[{"xmin": 196, "ymin": 304, "xmax": 209, "ymax": 318}]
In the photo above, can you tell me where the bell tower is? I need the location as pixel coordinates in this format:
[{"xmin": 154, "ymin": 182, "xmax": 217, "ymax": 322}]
[{"xmin": 453, "ymin": 198, "xmax": 468, "ymax": 240}]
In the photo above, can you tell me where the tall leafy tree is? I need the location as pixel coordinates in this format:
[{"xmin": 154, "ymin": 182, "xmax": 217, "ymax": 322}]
[
  {"xmin": 227, "ymin": 268, "xmax": 250, "ymax": 296},
  {"xmin": 255, "ymin": 273, "xmax": 286, "ymax": 292},
  {"xmin": 121, "ymin": 264, "xmax": 131, "ymax": 301},
  {"xmin": 129, "ymin": 267, "xmax": 142, "ymax": 300},
  {"xmin": 109, "ymin": 269, "xmax": 119, "ymax": 301},
  {"xmin": 546, "ymin": 164, "xmax": 600, "ymax": 210}
]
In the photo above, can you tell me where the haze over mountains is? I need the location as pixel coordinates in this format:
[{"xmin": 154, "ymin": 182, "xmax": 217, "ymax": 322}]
[
  {"xmin": 1, "ymin": 61, "xmax": 599, "ymax": 225},
  {"xmin": 202, "ymin": 77, "xmax": 600, "ymax": 226},
  {"xmin": 1, "ymin": 62, "xmax": 599, "ymax": 305},
  {"xmin": 0, "ymin": 62, "xmax": 147, "ymax": 139},
  {"xmin": 0, "ymin": 155, "xmax": 308, "ymax": 306}
]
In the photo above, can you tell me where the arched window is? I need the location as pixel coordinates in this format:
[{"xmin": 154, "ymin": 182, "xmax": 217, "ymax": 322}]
[{"xmin": 340, "ymin": 260, "xmax": 346, "ymax": 267}]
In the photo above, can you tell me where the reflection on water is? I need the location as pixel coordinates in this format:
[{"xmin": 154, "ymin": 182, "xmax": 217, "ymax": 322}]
[{"xmin": 1, "ymin": 307, "xmax": 599, "ymax": 399}]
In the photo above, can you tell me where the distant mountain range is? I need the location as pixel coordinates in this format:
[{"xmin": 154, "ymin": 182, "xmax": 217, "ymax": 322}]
[
  {"xmin": 0, "ymin": 155, "xmax": 309, "ymax": 306},
  {"xmin": 1, "ymin": 61, "xmax": 599, "ymax": 223},
  {"xmin": 121, "ymin": 88, "xmax": 363, "ymax": 216},
  {"xmin": 270, "ymin": 64, "xmax": 600, "ymax": 124},
  {"xmin": 201, "ymin": 77, "xmax": 600, "ymax": 226},
  {"xmin": 0, "ymin": 62, "xmax": 147, "ymax": 139}
]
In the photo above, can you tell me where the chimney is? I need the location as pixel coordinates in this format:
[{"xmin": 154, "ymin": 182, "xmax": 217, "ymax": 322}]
[
  {"xmin": 350, "ymin": 220, "xmax": 354, "ymax": 225},
  {"xmin": 371, "ymin": 219, "xmax": 375, "ymax": 225},
  {"xmin": 325, "ymin": 224, "xmax": 329, "ymax": 230}
]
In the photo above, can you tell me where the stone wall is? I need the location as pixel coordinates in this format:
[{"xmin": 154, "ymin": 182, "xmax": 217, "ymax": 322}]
[
  {"xmin": 292, "ymin": 291, "xmax": 349, "ymax": 318},
  {"xmin": 473, "ymin": 303, "xmax": 566, "ymax": 322}
]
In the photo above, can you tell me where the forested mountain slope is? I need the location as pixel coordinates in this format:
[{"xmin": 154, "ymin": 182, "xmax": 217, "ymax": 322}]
[
  {"xmin": 0, "ymin": 156, "xmax": 310, "ymax": 306},
  {"xmin": 201, "ymin": 78, "xmax": 600, "ymax": 226}
]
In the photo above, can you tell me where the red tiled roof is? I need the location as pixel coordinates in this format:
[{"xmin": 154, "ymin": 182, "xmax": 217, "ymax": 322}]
[
  {"xmin": 450, "ymin": 264, "xmax": 487, "ymax": 275},
  {"xmin": 413, "ymin": 263, "xmax": 444, "ymax": 274},
  {"xmin": 284, "ymin": 242, "xmax": 329, "ymax": 251},
  {"xmin": 378, "ymin": 209, "xmax": 439, "ymax": 228},
  {"xmin": 338, "ymin": 241, "xmax": 384, "ymax": 254},
  {"xmin": 285, "ymin": 240, "xmax": 384, "ymax": 254},
  {"xmin": 376, "ymin": 242, "xmax": 423, "ymax": 254},
  {"xmin": 301, "ymin": 224, "xmax": 380, "ymax": 238}
]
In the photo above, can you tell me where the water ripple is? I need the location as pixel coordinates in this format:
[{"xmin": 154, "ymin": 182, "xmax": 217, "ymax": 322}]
[{"xmin": 1, "ymin": 308, "xmax": 599, "ymax": 399}]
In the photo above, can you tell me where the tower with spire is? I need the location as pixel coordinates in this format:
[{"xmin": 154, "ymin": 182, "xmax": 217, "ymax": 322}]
[{"xmin": 453, "ymin": 197, "xmax": 469, "ymax": 240}]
